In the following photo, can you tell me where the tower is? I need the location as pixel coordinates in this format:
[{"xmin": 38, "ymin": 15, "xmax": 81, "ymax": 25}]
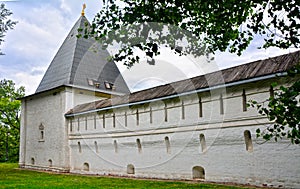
[{"xmin": 19, "ymin": 10, "xmax": 129, "ymax": 171}]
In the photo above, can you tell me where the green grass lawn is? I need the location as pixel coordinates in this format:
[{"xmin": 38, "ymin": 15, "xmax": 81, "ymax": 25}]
[{"xmin": 0, "ymin": 163, "xmax": 249, "ymax": 189}]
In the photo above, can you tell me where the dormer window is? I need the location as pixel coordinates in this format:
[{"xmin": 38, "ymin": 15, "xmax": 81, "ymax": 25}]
[
  {"xmin": 104, "ymin": 81, "xmax": 114, "ymax": 90},
  {"xmin": 87, "ymin": 79, "xmax": 94, "ymax": 86},
  {"xmin": 87, "ymin": 79, "xmax": 100, "ymax": 88}
]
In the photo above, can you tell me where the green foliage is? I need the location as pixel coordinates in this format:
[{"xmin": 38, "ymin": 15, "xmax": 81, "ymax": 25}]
[
  {"xmin": 0, "ymin": 79, "xmax": 25, "ymax": 162},
  {"xmin": 249, "ymin": 65, "xmax": 300, "ymax": 144},
  {"xmin": 85, "ymin": 0, "xmax": 299, "ymax": 66},
  {"xmin": 0, "ymin": 3, "xmax": 17, "ymax": 55},
  {"xmin": 0, "ymin": 163, "xmax": 247, "ymax": 189}
]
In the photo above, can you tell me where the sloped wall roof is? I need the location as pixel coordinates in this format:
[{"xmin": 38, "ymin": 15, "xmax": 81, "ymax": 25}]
[
  {"xmin": 36, "ymin": 16, "xmax": 130, "ymax": 94},
  {"xmin": 66, "ymin": 50, "xmax": 300, "ymax": 116}
]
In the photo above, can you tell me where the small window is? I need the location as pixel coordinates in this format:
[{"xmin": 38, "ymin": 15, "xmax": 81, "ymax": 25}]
[
  {"xmin": 40, "ymin": 131, "xmax": 44, "ymax": 140},
  {"xmin": 39, "ymin": 123, "xmax": 45, "ymax": 141},
  {"xmin": 199, "ymin": 97, "xmax": 203, "ymax": 117},
  {"xmin": 127, "ymin": 164, "xmax": 135, "ymax": 174},
  {"xmin": 181, "ymin": 101, "xmax": 185, "ymax": 119},
  {"xmin": 31, "ymin": 158, "xmax": 35, "ymax": 165},
  {"xmin": 165, "ymin": 136, "xmax": 171, "ymax": 154},
  {"xmin": 94, "ymin": 141, "xmax": 99, "ymax": 153},
  {"xmin": 83, "ymin": 162, "xmax": 89, "ymax": 171},
  {"xmin": 164, "ymin": 103, "xmax": 168, "ymax": 122},
  {"xmin": 94, "ymin": 115, "xmax": 97, "ymax": 129},
  {"xmin": 48, "ymin": 159, "xmax": 53, "ymax": 167},
  {"xmin": 104, "ymin": 81, "xmax": 114, "ymax": 89},
  {"xmin": 78, "ymin": 142, "xmax": 82, "ymax": 153},
  {"xmin": 70, "ymin": 119, "xmax": 73, "ymax": 132},
  {"xmin": 270, "ymin": 86, "xmax": 274, "ymax": 98},
  {"xmin": 199, "ymin": 134, "xmax": 207, "ymax": 153},
  {"xmin": 219, "ymin": 94, "xmax": 224, "ymax": 115},
  {"xmin": 149, "ymin": 107, "xmax": 153, "ymax": 124},
  {"xmin": 192, "ymin": 166, "xmax": 205, "ymax": 179},
  {"xmin": 114, "ymin": 140, "xmax": 118, "ymax": 153},
  {"xmin": 102, "ymin": 114, "xmax": 105, "ymax": 128},
  {"xmin": 87, "ymin": 79, "xmax": 94, "ymax": 86},
  {"xmin": 124, "ymin": 112, "xmax": 128, "ymax": 127},
  {"xmin": 113, "ymin": 113, "xmax": 116, "ymax": 128},
  {"xmin": 242, "ymin": 89, "xmax": 247, "ymax": 112},
  {"xmin": 77, "ymin": 118, "xmax": 80, "ymax": 131},
  {"xmin": 136, "ymin": 109, "xmax": 139, "ymax": 126},
  {"xmin": 85, "ymin": 117, "xmax": 88, "ymax": 130},
  {"xmin": 244, "ymin": 130, "xmax": 253, "ymax": 152},
  {"xmin": 136, "ymin": 139, "xmax": 142, "ymax": 153}
]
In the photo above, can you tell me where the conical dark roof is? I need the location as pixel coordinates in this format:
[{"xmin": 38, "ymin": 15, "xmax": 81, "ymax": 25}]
[{"xmin": 36, "ymin": 16, "xmax": 130, "ymax": 94}]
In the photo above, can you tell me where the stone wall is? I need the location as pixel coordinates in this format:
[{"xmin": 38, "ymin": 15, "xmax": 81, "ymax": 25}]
[{"xmin": 67, "ymin": 78, "xmax": 300, "ymax": 188}]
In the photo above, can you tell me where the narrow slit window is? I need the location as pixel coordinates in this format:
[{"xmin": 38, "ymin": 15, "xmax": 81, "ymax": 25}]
[
  {"xmin": 94, "ymin": 115, "xmax": 96, "ymax": 129},
  {"xmin": 242, "ymin": 89, "xmax": 247, "ymax": 112},
  {"xmin": 114, "ymin": 140, "xmax": 118, "ymax": 153},
  {"xmin": 244, "ymin": 130, "xmax": 253, "ymax": 152},
  {"xmin": 125, "ymin": 112, "xmax": 128, "ymax": 127},
  {"xmin": 219, "ymin": 94, "xmax": 224, "ymax": 115},
  {"xmin": 150, "ymin": 107, "xmax": 153, "ymax": 124},
  {"xmin": 164, "ymin": 103, "xmax": 168, "ymax": 122},
  {"xmin": 70, "ymin": 119, "xmax": 73, "ymax": 132},
  {"xmin": 40, "ymin": 131, "xmax": 44, "ymax": 140},
  {"xmin": 136, "ymin": 109, "xmax": 139, "ymax": 126},
  {"xmin": 136, "ymin": 138, "xmax": 142, "ymax": 153},
  {"xmin": 85, "ymin": 117, "xmax": 88, "ymax": 130},
  {"xmin": 199, "ymin": 134, "xmax": 207, "ymax": 152},
  {"xmin": 165, "ymin": 136, "xmax": 171, "ymax": 154},
  {"xmin": 199, "ymin": 97, "xmax": 203, "ymax": 117},
  {"xmin": 181, "ymin": 101, "xmax": 185, "ymax": 119},
  {"xmin": 94, "ymin": 141, "xmax": 99, "ymax": 153},
  {"xmin": 77, "ymin": 117, "xmax": 80, "ymax": 131},
  {"xmin": 270, "ymin": 86, "xmax": 274, "ymax": 98},
  {"xmin": 102, "ymin": 114, "xmax": 105, "ymax": 128},
  {"xmin": 113, "ymin": 113, "xmax": 116, "ymax": 128},
  {"xmin": 78, "ymin": 142, "xmax": 82, "ymax": 153}
]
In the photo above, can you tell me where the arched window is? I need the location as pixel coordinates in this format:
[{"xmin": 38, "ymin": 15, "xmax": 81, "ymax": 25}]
[
  {"xmin": 192, "ymin": 166, "xmax": 205, "ymax": 179},
  {"xmin": 244, "ymin": 130, "xmax": 253, "ymax": 152},
  {"xmin": 48, "ymin": 159, "xmax": 53, "ymax": 167},
  {"xmin": 165, "ymin": 136, "xmax": 171, "ymax": 154},
  {"xmin": 31, "ymin": 158, "xmax": 35, "ymax": 165},
  {"xmin": 83, "ymin": 162, "xmax": 89, "ymax": 171},
  {"xmin": 127, "ymin": 164, "xmax": 135, "ymax": 174},
  {"xmin": 136, "ymin": 139, "xmax": 142, "ymax": 153},
  {"xmin": 199, "ymin": 134, "xmax": 207, "ymax": 152}
]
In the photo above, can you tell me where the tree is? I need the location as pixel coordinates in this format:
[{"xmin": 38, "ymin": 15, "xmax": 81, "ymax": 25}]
[
  {"xmin": 249, "ymin": 65, "xmax": 300, "ymax": 144},
  {"xmin": 85, "ymin": 0, "xmax": 300, "ymax": 144},
  {"xmin": 83, "ymin": 0, "xmax": 299, "ymax": 67},
  {"xmin": 0, "ymin": 3, "xmax": 17, "ymax": 55},
  {"xmin": 0, "ymin": 79, "xmax": 25, "ymax": 162}
]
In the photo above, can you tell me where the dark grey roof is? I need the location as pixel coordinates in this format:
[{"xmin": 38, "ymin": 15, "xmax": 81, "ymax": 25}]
[
  {"xmin": 36, "ymin": 16, "xmax": 130, "ymax": 94},
  {"xmin": 65, "ymin": 50, "xmax": 300, "ymax": 116}
]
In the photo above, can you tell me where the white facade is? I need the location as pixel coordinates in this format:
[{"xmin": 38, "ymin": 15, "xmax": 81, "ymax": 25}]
[{"xmin": 20, "ymin": 75, "xmax": 300, "ymax": 188}]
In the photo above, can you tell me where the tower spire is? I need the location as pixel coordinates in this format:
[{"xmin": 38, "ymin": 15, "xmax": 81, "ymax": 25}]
[{"xmin": 81, "ymin": 3, "xmax": 86, "ymax": 16}]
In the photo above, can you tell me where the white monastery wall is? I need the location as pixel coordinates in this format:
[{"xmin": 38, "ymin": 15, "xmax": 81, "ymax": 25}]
[
  {"xmin": 67, "ymin": 78, "xmax": 300, "ymax": 188},
  {"xmin": 20, "ymin": 89, "xmax": 70, "ymax": 171}
]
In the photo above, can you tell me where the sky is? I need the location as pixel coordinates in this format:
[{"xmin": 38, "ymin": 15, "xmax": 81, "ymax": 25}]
[{"xmin": 0, "ymin": 0, "xmax": 298, "ymax": 95}]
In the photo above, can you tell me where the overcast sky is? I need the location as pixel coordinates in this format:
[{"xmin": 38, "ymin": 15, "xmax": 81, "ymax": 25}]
[{"xmin": 0, "ymin": 0, "xmax": 297, "ymax": 95}]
